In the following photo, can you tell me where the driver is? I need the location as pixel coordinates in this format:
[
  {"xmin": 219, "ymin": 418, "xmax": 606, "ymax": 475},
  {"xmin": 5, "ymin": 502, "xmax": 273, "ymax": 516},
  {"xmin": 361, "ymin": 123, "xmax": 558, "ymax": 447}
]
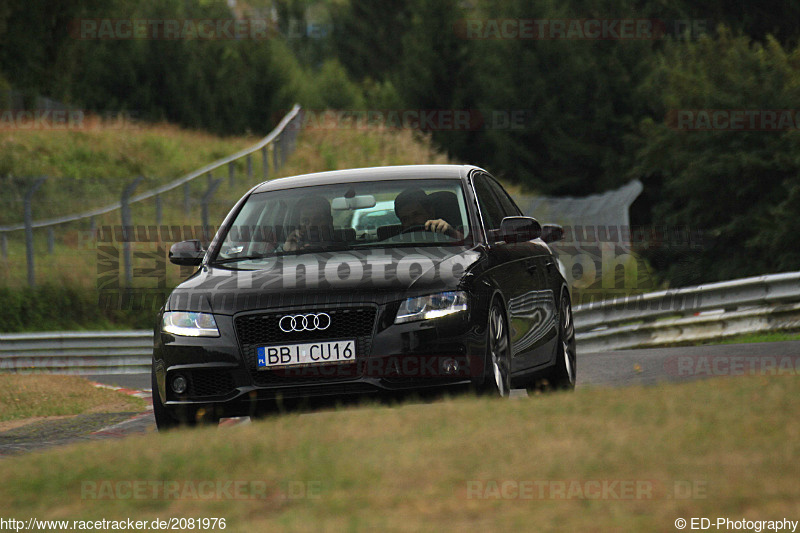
[
  {"xmin": 394, "ymin": 188, "xmax": 462, "ymax": 239},
  {"xmin": 283, "ymin": 196, "xmax": 334, "ymax": 251}
]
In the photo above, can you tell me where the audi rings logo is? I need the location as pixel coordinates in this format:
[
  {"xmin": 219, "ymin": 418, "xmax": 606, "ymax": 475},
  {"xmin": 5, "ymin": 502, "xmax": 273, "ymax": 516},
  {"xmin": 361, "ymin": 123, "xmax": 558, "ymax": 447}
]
[{"xmin": 279, "ymin": 313, "xmax": 332, "ymax": 333}]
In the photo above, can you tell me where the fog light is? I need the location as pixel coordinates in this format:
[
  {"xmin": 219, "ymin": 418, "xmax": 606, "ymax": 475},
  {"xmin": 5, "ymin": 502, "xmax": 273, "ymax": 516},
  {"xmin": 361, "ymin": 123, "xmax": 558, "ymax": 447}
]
[
  {"xmin": 442, "ymin": 358, "xmax": 459, "ymax": 375},
  {"xmin": 171, "ymin": 375, "xmax": 188, "ymax": 394}
]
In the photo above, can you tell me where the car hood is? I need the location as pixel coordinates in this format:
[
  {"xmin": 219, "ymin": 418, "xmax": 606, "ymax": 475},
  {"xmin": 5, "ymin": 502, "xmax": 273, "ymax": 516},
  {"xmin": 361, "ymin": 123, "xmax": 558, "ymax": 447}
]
[{"xmin": 166, "ymin": 246, "xmax": 482, "ymax": 314}]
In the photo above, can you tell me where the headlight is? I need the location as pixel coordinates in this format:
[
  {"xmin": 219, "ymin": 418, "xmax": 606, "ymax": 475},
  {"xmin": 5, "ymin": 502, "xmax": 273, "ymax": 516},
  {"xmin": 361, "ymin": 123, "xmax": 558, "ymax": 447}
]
[
  {"xmin": 162, "ymin": 311, "xmax": 220, "ymax": 337},
  {"xmin": 395, "ymin": 291, "xmax": 467, "ymax": 324}
]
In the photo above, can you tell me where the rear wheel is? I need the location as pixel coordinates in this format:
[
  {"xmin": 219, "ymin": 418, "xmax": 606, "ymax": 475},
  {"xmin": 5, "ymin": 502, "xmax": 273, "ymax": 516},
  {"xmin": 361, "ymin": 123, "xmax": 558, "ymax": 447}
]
[
  {"xmin": 480, "ymin": 303, "xmax": 511, "ymax": 397},
  {"xmin": 550, "ymin": 291, "xmax": 577, "ymax": 390}
]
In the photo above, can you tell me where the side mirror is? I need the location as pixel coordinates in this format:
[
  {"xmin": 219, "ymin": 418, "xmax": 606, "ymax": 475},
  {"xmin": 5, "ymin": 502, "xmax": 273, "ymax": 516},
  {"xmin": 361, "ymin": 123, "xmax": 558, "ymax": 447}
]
[
  {"xmin": 541, "ymin": 224, "xmax": 564, "ymax": 244},
  {"xmin": 499, "ymin": 216, "xmax": 541, "ymax": 243},
  {"xmin": 169, "ymin": 239, "xmax": 205, "ymax": 266}
]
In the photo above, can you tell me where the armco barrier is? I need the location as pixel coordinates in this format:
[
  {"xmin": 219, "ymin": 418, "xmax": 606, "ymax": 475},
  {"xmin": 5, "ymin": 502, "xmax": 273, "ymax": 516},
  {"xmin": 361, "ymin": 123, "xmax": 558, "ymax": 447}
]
[
  {"xmin": 574, "ymin": 271, "xmax": 800, "ymax": 353},
  {"xmin": 0, "ymin": 330, "xmax": 151, "ymax": 374},
  {"xmin": 2, "ymin": 280, "xmax": 799, "ymax": 374}
]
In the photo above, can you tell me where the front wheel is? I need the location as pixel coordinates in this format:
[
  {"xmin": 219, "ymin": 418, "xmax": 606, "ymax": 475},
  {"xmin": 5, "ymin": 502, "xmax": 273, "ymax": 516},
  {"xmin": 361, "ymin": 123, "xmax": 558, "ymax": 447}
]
[
  {"xmin": 480, "ymin": 303, "xmax": 511, "ymax": 397},
  {"xmin": 549, "ymin": 291, "xmax": 577, "ymax": 390}
]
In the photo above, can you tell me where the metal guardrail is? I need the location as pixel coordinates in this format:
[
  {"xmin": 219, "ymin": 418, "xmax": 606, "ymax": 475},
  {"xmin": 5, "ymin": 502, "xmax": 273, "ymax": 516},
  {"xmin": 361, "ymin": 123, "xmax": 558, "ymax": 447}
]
[
  {"xmin": 1, "ymin": 271, "xmax": 799, "ymax": 373},
  {"xmin": 0, "ymin": 105, "xmax": 301, "ymax": 232},
  {"xmin": 574, "ymin": 271, "xmax": 800, "ymax": 353},
  {"xmin": 0, "ymin": 331, "xmax": 151, "ymax": 374}
]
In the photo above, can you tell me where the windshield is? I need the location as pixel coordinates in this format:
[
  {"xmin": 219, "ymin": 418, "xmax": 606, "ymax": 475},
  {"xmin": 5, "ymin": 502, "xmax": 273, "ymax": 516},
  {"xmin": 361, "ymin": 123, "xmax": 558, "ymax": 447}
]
[{"xmin": 213, "ymin": 179, "xmax": 472, "ymax": 264}]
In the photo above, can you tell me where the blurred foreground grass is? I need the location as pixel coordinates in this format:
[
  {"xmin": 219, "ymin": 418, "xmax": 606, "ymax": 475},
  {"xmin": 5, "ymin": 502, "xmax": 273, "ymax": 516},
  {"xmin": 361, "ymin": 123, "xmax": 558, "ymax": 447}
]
[{"xmin": 0, "ymin": 375, "xmax": 797, "ymax": 530}]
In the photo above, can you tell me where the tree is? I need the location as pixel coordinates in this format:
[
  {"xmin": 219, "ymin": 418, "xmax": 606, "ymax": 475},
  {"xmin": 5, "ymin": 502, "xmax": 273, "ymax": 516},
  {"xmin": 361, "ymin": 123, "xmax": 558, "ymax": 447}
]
[
  {"xmin": 330, "ymin": 0, "xmax": 412, "ymax": 82},
  {"xmin": 632, "ymin": 28, "xmax": 800, "ymax": 285}
]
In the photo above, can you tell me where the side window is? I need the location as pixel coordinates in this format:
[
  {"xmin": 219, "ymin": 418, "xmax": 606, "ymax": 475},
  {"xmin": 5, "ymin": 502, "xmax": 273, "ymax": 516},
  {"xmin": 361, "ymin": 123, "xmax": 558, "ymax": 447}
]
[
  {"xmin": 473, "ymin": 174, "xmax": 505, "ymax": 232},
  {"xmin": 485, "ymin": 176, "xmax": 522, "ymax": 218}
]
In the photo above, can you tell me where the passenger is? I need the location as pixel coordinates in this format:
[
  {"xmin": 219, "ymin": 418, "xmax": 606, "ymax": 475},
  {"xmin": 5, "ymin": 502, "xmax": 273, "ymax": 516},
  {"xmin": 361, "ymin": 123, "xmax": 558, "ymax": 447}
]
[
  {"xmin": 394, "ymin": 188, "xmax": 463, "ymax": 239},
  {"xmin": 283, "ymin": 196, "xmax": 334, "ymax": 251}
]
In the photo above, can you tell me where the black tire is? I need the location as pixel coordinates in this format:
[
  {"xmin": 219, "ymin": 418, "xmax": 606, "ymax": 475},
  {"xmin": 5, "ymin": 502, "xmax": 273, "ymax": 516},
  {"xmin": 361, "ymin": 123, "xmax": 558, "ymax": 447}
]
[
  {"xmin": 480, "ymin": 303, "xmax": 511, "ymax": 397},
  {"xmin": 549, "ymin": 291, "xmax": 577, "ymax": 390}
]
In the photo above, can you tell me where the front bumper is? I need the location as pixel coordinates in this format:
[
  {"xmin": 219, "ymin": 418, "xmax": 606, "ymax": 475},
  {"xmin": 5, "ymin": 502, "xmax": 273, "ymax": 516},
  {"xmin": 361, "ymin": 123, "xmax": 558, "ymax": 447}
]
[{"xmin": 153, "ymin": 302, "xmax": 488, "ymax": 417}]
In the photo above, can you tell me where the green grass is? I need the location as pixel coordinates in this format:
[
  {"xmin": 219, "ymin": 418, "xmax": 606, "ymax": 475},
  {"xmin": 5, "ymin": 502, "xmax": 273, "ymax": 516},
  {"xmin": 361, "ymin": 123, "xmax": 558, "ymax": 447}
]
[
  {"xmin": 0, "ymin": 122, "xmax": 449, "ymax": 331},
  {"xmin": 0, "ymin": 124, "xmax": 259, "ymax": 225},
  {"xmin": 1, "ymin": 375, "xmax": 798, "ymax": 530},
  {"xmin": 0, "ymin": 375, "xmax": 146, "ymax": 422}
]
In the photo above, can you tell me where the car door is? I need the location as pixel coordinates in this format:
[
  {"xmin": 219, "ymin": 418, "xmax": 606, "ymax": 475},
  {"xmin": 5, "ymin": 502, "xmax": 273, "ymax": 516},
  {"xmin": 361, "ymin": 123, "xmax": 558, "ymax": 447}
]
[
  {"xmin": 474, "ymin": 172, "xmax": 557, "ymax": 371},
  {"xmin": 471, "ymin": 172, "xmax": 540, "ymax": 374}
]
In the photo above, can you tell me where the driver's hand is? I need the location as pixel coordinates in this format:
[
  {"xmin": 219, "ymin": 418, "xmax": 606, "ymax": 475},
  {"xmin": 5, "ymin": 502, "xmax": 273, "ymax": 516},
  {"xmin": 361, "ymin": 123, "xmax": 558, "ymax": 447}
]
[
  {"xmin": 424, "ymin": 218, "xmax": 452, "ymax": 234},
  {"xmin": 425, "ymin": 219, "xmax": 464, "ymax": 240}
]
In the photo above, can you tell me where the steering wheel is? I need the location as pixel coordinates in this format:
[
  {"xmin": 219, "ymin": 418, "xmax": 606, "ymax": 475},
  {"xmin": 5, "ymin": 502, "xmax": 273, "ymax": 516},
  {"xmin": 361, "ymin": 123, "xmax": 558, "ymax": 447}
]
[
  {"xmin": 386, "ymin": 226, "xmax": 451, "ymax": 244},
  {"xmin": 400, "ymin": 224, "xmax": 428, "ymax": 234}
]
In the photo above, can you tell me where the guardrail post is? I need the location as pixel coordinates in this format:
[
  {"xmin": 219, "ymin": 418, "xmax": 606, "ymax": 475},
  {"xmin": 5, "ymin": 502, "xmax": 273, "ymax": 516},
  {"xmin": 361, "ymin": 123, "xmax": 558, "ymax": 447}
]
[
  {"xmin": 24, "ymin": 176, "xmax": 47, "ymax": 287},
  {"xmin": 262, "ymin": 146, "xmax": 269, "ymax": 180},
  {"xmin": 47, "ymin": 227, "xmax": 54, "ymax": 254},
  {"xmin": 0, "ymin": 106, "xmax": 302, "ymax": 256},
  {"xmin": 155, "ymin": 194, "xmax": 162, "ymax": 225},
  {"xmin": 289, "ymin": 121, "xmax": 297, "ymax": 151},
  {"xmin": 121, "ymin": 176, "xmax": 144, "ymax": 287},
  {"xmin": 201, "ymin": 179, "xmax": 222, "ymax": 244}
]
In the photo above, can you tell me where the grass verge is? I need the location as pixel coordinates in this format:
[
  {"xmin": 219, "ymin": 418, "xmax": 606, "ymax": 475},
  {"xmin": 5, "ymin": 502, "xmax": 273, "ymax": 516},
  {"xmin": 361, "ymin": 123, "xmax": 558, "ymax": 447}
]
[
  {"xmin": 1, "ymin": 375, "xmax": 797, "ymax": 530},
  {"xmin": 0, "ymin": 375, "xmax": 146, "ymax": 423},
  {"xmin": 0, "ymin": 123, "xmax": 450, "ymax": 331}
]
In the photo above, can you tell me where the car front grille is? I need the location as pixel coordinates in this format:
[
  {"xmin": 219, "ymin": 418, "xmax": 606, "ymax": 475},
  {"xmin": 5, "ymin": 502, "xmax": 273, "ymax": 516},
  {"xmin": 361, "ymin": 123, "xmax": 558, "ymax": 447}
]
[{"xmin": 234, "ymin": 306, "xmax": 377, "ymax": 386}]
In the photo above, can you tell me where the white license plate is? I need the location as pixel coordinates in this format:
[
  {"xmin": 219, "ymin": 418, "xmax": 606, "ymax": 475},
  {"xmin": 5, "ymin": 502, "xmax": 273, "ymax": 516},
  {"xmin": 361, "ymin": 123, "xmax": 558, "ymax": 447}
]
[{"xmin": 256, "ymin": 340, "xmax": 356, "ymax": 369}]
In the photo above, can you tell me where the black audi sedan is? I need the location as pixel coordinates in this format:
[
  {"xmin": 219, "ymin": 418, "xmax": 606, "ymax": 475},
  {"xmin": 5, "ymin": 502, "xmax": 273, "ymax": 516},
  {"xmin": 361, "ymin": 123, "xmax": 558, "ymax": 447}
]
[{"xmin": 153, "ymin": 165, "xmax": 575, "ymax": 428}]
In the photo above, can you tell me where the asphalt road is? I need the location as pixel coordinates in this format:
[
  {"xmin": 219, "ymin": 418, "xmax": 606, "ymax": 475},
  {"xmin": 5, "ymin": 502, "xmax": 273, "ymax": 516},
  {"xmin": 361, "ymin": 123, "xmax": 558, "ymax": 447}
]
[
  {"xmin": 3, "ymin": 340, "xmax": 798, "ymax": 456},
  {"xmin": 576, "ymin": 340, "xmax": 800, "ymax": 388},
  {"xmin": 86, "ymin": 339, "xmax": 800, "ymax": 391}
]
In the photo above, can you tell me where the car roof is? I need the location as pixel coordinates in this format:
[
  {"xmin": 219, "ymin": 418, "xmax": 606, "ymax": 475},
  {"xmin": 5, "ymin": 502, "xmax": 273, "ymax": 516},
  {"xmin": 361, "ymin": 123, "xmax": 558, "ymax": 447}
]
[{"xmin": 251, "ymin": 164, "xmax": 484, "ymax": 193}]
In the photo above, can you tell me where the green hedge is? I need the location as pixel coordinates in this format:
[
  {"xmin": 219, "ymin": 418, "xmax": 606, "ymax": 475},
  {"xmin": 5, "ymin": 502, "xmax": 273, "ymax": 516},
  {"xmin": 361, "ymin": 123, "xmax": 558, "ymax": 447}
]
[{"xmin": 0, "ymin": 285, "xmax": 165, "ymax": 332}]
